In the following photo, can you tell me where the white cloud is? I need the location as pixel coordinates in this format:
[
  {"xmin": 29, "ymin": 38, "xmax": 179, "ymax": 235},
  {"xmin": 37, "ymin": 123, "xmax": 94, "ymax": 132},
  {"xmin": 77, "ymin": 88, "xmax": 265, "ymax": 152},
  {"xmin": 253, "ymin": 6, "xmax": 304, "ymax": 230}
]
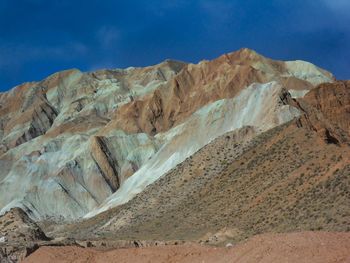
[
  {"xmin": 322, "ymin": 0, "xmax": 350, "ymax": 10},
  {"xmin": 199, "ymin": 0, "xmax": 234, "ymax": 24},
  {"xmin": 148, "ymin": 1, "xmax": 187, "ymax": 17},
  {"xmin": 321, "ymin": 0, "xmax": 350, "ymax": 27},
  {"xmin": 96, "ymin": 26, "xmax": 120, "ymax": 49}
]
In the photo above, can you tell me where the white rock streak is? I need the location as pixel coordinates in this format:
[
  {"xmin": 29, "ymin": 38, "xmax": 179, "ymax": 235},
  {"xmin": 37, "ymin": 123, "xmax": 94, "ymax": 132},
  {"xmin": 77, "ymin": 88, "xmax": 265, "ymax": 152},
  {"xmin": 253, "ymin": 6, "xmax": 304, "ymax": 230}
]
[{"xmin": 85, "ymin": 81, "xmax": 300, "ymax": 218}]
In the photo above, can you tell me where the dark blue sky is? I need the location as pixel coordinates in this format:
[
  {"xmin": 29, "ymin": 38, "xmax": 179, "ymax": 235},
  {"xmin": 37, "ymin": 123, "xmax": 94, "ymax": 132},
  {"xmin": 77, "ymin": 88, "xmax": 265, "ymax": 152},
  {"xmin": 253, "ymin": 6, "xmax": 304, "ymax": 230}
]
[{"xmin": 0, "ymin": 0, "xmax": 349, "ymax": 91}]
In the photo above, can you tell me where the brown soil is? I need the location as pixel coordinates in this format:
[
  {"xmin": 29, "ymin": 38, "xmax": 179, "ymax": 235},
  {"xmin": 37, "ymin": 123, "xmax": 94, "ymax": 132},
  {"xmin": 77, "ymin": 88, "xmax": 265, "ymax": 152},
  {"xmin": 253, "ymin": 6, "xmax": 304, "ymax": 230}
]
[{"xmin": 23, "ymin": 232, "xmax": 350, "ymax": 263}]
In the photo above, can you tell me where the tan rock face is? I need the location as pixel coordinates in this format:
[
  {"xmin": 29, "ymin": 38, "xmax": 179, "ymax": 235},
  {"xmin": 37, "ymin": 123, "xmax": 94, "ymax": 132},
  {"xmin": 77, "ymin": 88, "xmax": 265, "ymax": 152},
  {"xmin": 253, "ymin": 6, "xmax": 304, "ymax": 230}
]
[
  {"xmin": 304, "ymin": 81, "xmax": 350, "ymax": 135},
  {"xmin": 90, "ymin": 136, "xmax": 120, "ymax": 192},
  {"xmin": 289, "ymin": 81, "xmax": 350, "ymax": 145},
  {"xmin": 0, "ymin": 84, "xmax": 58, "ymax": 148},
  {"xmin": 0, "ymin": 48, "xmax": 335, "ymax": 221}
]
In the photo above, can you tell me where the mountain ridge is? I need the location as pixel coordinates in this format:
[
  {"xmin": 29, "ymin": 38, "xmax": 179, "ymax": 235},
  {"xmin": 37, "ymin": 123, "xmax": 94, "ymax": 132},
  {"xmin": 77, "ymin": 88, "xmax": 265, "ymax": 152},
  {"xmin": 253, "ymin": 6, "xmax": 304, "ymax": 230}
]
[{"xmin": 0, "ymin": 48, "xmax": 338, "ymax": 222}]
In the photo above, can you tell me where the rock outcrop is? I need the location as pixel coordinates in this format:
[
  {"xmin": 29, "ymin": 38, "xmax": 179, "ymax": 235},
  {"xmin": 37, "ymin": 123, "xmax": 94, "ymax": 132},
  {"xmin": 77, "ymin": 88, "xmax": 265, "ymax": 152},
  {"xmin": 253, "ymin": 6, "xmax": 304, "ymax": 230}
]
[
  {"xmin": 0, "ymin": 208, "xmax": 49, "ymax": 243},
  {"xmin": 304, "ymin": 81, "xmax": 350, "ymax": 134},
  {"xmin": 289, "ymin": 81, "xmax": 350, "ymax": 145},
  {"xmin": 0, "ymin": 208, "xmax": 50, "ymax": 262}
]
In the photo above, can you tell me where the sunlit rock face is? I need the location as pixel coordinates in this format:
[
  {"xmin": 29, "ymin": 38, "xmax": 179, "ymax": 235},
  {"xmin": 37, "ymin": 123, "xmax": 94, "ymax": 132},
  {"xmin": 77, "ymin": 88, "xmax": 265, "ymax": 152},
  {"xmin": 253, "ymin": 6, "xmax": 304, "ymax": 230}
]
[{"xmin": 0, "ymin": 48, "xmax": 334, "ymax": 221}]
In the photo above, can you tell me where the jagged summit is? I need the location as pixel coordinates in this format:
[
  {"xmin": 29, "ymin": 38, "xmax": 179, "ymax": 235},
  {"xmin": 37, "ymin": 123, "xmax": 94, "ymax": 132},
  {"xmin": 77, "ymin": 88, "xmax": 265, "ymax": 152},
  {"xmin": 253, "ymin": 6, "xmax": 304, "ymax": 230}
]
[{"xmin": 226, "ymin": 47, "xmax": 264, "ymax": 60}]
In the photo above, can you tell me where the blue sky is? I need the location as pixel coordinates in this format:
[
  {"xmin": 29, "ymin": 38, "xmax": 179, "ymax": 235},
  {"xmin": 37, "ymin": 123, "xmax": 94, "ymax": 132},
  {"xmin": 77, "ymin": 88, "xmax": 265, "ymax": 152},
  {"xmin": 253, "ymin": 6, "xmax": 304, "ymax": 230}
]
[{"xmin": 0, "ymin": 0, "xmax": 349, "ymax": 91}]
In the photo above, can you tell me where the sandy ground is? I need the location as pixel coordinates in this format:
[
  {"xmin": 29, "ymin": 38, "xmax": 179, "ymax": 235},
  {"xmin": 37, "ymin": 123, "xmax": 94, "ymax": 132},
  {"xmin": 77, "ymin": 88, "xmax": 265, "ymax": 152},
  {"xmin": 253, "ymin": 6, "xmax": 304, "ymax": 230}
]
[{"xmin": 23, "ymin": 232, "xmax": 350, "ymax": 263}]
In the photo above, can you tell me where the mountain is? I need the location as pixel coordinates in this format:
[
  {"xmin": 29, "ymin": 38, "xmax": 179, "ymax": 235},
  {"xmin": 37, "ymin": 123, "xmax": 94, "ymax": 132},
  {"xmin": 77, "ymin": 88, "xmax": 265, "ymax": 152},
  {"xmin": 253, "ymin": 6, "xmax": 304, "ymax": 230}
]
[
  {"xmin": 0, "ymin": 48, "xmax": 349, "ymax": 262},
  {"xmin": 0, "ymin": 48, "xmax": 334, "ymax": 221}
]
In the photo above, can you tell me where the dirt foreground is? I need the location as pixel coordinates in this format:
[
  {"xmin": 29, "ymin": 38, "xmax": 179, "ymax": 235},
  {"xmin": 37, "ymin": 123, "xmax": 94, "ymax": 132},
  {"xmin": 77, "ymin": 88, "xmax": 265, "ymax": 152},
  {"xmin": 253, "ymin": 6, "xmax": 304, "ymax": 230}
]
[{"xmin": 23, "ymin": 232, "xmax": 350, "ymax": 263}]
